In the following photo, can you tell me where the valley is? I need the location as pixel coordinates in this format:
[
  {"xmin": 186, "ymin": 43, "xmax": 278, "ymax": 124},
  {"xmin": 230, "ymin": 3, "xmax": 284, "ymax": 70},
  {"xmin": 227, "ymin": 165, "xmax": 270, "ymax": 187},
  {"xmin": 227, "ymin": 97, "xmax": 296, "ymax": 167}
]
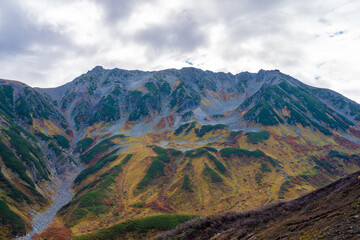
[{"xmin": 0, "ymin": 67, "xmax": 360, "ymax": 239}]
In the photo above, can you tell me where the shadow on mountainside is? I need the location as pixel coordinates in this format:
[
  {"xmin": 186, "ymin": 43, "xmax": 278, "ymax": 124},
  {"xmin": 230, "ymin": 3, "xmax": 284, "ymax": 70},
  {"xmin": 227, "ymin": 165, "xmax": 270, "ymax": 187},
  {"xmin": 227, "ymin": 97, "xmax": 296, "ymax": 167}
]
[{"xmin": 155, "ymin": 171, "xmax": 360, "ymax": 240}]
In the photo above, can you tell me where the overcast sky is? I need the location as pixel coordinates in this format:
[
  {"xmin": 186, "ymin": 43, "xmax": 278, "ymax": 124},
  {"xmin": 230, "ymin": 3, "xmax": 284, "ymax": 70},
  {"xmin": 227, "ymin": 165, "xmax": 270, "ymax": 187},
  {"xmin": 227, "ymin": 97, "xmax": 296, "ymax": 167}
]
[{"xmin": 1, "ymin": 0, "xmax": 360, "ymax": 102}]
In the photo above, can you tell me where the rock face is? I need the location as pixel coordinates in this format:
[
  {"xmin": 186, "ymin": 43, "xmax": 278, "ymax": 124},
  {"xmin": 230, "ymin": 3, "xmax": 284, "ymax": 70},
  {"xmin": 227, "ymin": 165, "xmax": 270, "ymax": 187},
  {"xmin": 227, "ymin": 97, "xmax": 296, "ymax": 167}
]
[
  {"xmin": 37, "ymin": 67, "xmax": 360, "ymax": 135},
  {"xmin": 1, "ymin": 66, "xmax": 360, "ymax": 238}
]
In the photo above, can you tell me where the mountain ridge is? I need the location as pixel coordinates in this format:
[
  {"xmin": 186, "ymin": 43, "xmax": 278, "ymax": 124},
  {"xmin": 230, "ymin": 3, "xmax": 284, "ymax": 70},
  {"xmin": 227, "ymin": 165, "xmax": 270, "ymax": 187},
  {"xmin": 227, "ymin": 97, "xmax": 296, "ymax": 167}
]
[{"xmin": 0, "ymin": 66, "xmax": 360, "ymax": 238}]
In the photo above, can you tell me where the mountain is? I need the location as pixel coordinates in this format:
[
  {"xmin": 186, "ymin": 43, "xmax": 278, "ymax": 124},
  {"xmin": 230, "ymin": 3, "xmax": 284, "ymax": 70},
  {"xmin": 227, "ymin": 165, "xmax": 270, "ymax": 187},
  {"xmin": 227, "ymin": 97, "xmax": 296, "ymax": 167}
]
[
  {"xmin": 155, "ymin": 170, "xmax": 360, "ymax": 240},
  {"xmin": 0, "ymin": 66, "xmax": 360, "ymax": 238}
]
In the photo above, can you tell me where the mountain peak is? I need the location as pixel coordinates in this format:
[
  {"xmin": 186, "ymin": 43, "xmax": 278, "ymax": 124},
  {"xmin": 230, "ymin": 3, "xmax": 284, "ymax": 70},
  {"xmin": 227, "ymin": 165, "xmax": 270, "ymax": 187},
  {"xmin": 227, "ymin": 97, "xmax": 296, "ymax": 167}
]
[{"xmin": 90, "ymin": 65, "xmax": 104, "ymax": 72}]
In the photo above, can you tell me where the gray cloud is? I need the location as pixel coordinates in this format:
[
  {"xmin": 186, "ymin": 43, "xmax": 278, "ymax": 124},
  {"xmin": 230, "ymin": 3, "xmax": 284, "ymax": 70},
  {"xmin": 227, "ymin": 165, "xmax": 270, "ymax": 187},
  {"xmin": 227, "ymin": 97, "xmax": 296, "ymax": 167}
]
[
  {"xmin": 0, "ymin": 1, "xmax": 71, "ymax": 58},
  {"xmin": 92, "ymin": 0, "xmax": 156, "ymax": 23},
  {"xmin": 134, "ymin": 10, "xmax": 208, "ymax": 53}
]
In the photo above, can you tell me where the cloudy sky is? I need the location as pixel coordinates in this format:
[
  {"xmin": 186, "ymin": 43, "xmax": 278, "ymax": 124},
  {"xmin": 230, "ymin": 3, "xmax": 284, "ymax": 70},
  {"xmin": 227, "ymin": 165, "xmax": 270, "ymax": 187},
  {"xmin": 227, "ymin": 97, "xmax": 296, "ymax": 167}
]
[{"xmin": 1, "ymin": 0, "xmax": 360, "ymax": 102}]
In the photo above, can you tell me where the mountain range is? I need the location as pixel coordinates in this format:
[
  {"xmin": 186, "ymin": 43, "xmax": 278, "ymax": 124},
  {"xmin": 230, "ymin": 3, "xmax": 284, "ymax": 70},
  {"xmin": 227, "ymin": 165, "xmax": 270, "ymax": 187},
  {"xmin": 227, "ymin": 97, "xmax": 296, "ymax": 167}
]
[{"xmin": 0, "ymin": 66, "xmax": 360, "ymax": 239}]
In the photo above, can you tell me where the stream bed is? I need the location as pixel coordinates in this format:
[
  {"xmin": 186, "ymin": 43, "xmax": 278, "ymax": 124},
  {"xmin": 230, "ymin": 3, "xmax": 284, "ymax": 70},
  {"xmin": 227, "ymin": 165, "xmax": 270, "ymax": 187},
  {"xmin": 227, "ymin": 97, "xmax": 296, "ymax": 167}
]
[{"xmin": 17, "ymin": 177, "xmax": 76, "ymax": 240}]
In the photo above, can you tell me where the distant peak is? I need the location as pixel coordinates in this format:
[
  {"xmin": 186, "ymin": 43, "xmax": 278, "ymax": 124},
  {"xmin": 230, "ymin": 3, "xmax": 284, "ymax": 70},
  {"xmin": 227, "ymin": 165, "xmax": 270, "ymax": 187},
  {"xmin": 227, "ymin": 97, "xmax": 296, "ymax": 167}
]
[{"xmin": 91, "ymin": 65, "xmax": 104, "ymax": 72}]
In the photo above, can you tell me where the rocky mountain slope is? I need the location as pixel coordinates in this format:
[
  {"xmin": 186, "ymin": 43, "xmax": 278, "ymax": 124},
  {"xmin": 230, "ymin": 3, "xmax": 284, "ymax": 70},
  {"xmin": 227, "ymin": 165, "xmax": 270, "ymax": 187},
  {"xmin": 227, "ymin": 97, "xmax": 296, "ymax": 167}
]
[
  {"xmin": 0, "ymin": 66, "xmax": 360, "ymax": 238},
  {"xmin": 155, "ymin": 170, "xmax": 360, "ymax": 240}
]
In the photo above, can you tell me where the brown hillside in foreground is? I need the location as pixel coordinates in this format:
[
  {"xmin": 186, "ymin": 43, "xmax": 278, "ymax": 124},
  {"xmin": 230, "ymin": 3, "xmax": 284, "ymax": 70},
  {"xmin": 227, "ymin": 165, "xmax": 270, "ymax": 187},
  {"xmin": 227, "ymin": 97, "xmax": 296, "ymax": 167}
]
[{"xmin": 155, "ymin": 171, "xmax": 360, "ymax": 240}]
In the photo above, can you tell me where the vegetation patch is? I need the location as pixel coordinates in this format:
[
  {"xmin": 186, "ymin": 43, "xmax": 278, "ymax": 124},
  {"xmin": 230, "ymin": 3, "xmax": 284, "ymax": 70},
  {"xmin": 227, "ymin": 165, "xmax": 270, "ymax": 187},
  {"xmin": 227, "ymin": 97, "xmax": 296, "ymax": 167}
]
[
  {"xmin": 203, "ymin": 146, "xmax": 217, "ymax": 153},
  {"xmin": 137, "ymin": 158, "xmax": 165, "ymax": 189},
  {"xmin": 244, "ymin": 99, "xmax": 284, "ymax": 126},
  {"xmin": 207, "ymin": 153, "xmax": 227, "ymax": 174},
  {"xmin": 35, "ymin": 131, "xmax": 51, "ymax": 141},
  {"xmin": 0, "ymin": 199, "xmax": 25, "ymax": 236},
  {"xmin": 53, "ymin": 134, "xmax": 70, "ymax": 149},
  {"xmin": 5, "ymin": 129, "xmax": 49, "ymax": 180},
  {"xmin": 75, "ymin": 150, "xmax": 119, "ymax": 184},
  {"xmin": 73, "ymin": 214, "xmax": 200, "ymax": 240},
  {"xmin": 80, "ymin": 135, "xmax": 124, "ymax": 164},
  {"xmin": 49, "ymin": 141, "xmax": 62, "ymax": 157},
  {"xmin": 168, "ymin": 148, "xmax": 182, "ymax": 157},
  {"xmin": 203, "ymin": 163, "xmax": 223, "ymax": 183},
  {"xmin": 246, "ymin": 131, "xmax": 270, "ymax": 144},
  {"xmin": 328, "ymin": 150, "xmax": 349, "ymax": 160},
  {"xmin": 0, "ymin": 141, "xmax": 35, "ymax": 187},
  {"xmin": 137, "ymin": 146, "xmax": 175, "ymax": 189},
  {"xmin": 74, "ymin": 138, "xmax": 94, "ymax": 154},
  {"xmin": 185, "ymin": 148, "xmax": 208, "ymax": 158},
  {"xmin": 220, "ymin": 147, "xmax": 265, "ymax": 159},
  {"xmin": 88, "ymin": 95, "xmax": 121, "ymax": 124},
  {"xmin": 278, "ymin": 180, "xmax": 291, "ymax": 199},
  {"xmin": 195, "ymin": 124, "xmax": 227, "ymax": 138},
  {"xmin": 174, "ymin": 123, "xmax": 190, "ymax": 136},
  {"xmin": 0, "ymin": 166, "xmax": 31, "ymax": 203},
  {"xmin": 182, "ymin": 174, "xmax": 193, "ymax": 192},
  {"xmin": 312, "ymin": 157, "xmax": 336, "ymax": 174},
  {"xmin": 230, "ymin": 131, "xmax": 242, "ymax": 138}
]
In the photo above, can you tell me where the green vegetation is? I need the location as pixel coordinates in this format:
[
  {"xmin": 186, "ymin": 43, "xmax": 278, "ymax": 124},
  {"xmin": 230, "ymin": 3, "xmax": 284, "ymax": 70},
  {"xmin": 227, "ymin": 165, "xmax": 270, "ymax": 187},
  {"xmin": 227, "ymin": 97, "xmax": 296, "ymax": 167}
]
[
  {"xmin": 212, "ymin": 114, "xmax": 225, "ymax": 119},
  {"xmin": 145, "ymin": 82, "xmax": 159, "ymax": 95},
  {"xmin": 246, "ymin": 131, "xmax": 270, "ymax": 144},
  {"xmin": 49, "ymin": 141, "xmax": 62, "ymax": 156},
  {"xmin": 160, "ymin": 82, "xmax": 171, "ymax": 95},
  {"xmin": 203, "ymin": 163, "xmax": 223, "ymax": 183},
  {"xmin": 255, "ymin": 172, "xmax": 263, "ymax": 184},
  {"xmin": 65, "ymin": 154, "xmax": 134, "ymax": 224},
  {"xmin": 53, "ymin": 134, "xmax": 70, "ymax": 149},
  {"xmin": 75, "ymin": 150, "xmax": 119, "ymax": 184},
  {"xmin": 81, "ymin": 135, "xmax": 124, "ymax": 164},
  {"xmin": 244, "ymin": 99, "xmax": 283, "ymax": 126},
  {"xmin": 74, "ymin": 138, "xmax": 94, "ymax": 154},
  {"xmin": 182, "ymin": 174, "xmax": 193, "ymax": 192},
  {"xmin": 5, "ymin": 130, "xmax": 49, "ymax": 180},
  {"xmin": 127, "ymin": 90, "xmax": 151, "ymax": 122},
  {"xmin": 278, "ymin": 180, "xmax": 290, "ymax": 199},
  {"xmin": 0, "ymin": 166, "xmax": 31, "ymax": 203},
  {"xmin": 137, "ymin": 146, "xmax": 173, "ymax": 189},
  {"xmin": 186, "ymin": 121, "xmax": 196, "ymax": 134},
  {"xmin": 207, "ymin": 153, "xmax": 227, "ymax": 174},
  {"xmin": 260, "ymin": 163, "xmax": 272, "ymax": 173},
  {"xmin": 203, "ymin": 146, "xmax": 217, "ymax": 153},
  {"xmin": 111, "ymin": 85, "xmax": 121, "ymax": 96},
  {"xmin": 195, "ymin": 124, "xmax": 227, "ymax": 138},
  {"xmin": 35, "ymin": 131, "xmax": 51, "ymax": 141},
  {"xmin": 168, "ymin": 148, "xmax": 182, "ymax": 156},
  {"xmin": 2, "ymin": 85, "xmax": 13, "ymax": 102},
  {"xmin": 312, "ymin": 157, "xmax": 336, "ymax": 173},
  {"xmin": 69, "ymin": 191, "xmax": 108, "ymax": 225},
  {"xmin": 328, "ymin": 150, "xmax": 349, "ymax": 160},
  {"xmin": 152, "ymin": 146, "xmax": 171, "ymax": 163},
  {"xmin": 121, "ymin": 154, "xmax": 133, "ymax": 165},
  {"xmin": 279, "ymin": 82, "xmax": 349, "ymax": 132},
  {"xmin": 230, "ymin": 131, "xmax": 242, "ymax": 138},
  {"xmin": 15, "ymin": 96, "xmax": 32, "ymax": 124},
  {"xmin": 73, "ymin": 214, "xmax": 200, "ymax": 240},
  {"xmin": 0, "ymin": 141, "xmax": 35, "ymax": 187},
  {"xmin": 170, "ymin": 82, "xmax": 186, "ymax": 108},
  {"xmin": 285, "ymin": 104, "xmax": 311, "ymax": 127},
  {"xmin": 181, "ymin": 111, "xmax": 193, "ymax": 121},
  {"xmin": 185, "ymin": 148, "xmax": 207, "ymax": 158},
  {"xmin": 220, "ymin": 147, "xmax": 265, "ymax": 159},
  {"xmin": 137, "ymin": 159, "xmax": 165, "ymax": 189},
  {"xmin": 174, "ymin": 123, "xmax": 190, "ymax": 136},
  {"xmin": 89, "ymin": 95, "xmax": 120, "ymax": 124},
  {"xmin": 0, "ymin": 200, "xmax": 25, "ymax": 235},
  {"xmin": 266, "ymin": 157, "xmax": 281, "ymax": 168}
]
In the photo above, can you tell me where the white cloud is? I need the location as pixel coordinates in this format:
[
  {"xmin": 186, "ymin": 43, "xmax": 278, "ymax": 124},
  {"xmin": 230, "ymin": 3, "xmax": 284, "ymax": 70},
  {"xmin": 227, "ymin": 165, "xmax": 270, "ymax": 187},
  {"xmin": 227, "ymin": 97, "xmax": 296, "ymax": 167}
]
[{"xmin": 0, "ymin": 0, "xmax": 360, "ymax": 103}]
